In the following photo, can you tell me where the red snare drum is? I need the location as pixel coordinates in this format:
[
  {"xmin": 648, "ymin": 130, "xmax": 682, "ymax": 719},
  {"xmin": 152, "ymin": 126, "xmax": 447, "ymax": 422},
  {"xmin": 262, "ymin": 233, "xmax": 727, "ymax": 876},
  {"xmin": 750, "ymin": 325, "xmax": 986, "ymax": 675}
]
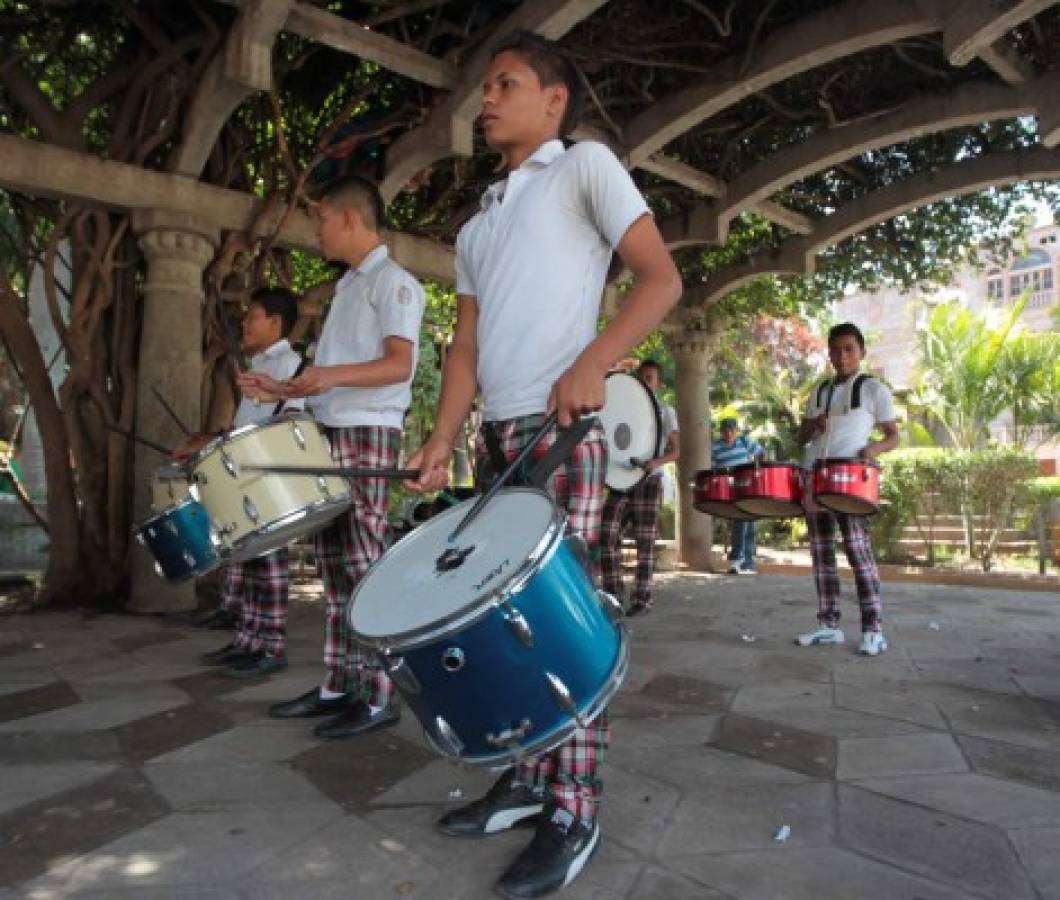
[
  {"xmin": 732, "ymin": 462, "xmax": 804, "ymax": 518},
  {"xmin": 812, "ymin": 457, "xmax": 881, "ymax": 515},
  {"xmin": 692, "ymin": 469, "xmax": 758, "ymax": 521}
]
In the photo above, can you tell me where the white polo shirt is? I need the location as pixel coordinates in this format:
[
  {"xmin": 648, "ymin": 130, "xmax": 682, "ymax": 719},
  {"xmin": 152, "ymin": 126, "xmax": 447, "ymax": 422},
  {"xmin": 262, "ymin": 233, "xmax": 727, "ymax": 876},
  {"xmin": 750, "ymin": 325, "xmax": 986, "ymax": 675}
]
[
  {"xmin": 307, "ymin": 244, "xmax": 425, "ymax": 429},
  {"xmin": 801, "ymin": 375, "xmax": 896, "ymax": 468},
  {"xmin": 456, "ymin": 140, "xmax": 651, "ymax": 421},
  {"xmin": 232, "ymin": 338, "xmax": 304, "ymax": 429}
]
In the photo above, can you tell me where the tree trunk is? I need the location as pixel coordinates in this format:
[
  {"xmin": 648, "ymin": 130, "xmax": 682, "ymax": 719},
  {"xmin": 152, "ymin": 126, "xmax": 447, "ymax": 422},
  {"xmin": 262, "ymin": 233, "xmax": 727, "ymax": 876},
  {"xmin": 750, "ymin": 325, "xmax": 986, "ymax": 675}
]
[{"xmin": 0, "ymin": 278, "xmax": 84, "ymax": 602}]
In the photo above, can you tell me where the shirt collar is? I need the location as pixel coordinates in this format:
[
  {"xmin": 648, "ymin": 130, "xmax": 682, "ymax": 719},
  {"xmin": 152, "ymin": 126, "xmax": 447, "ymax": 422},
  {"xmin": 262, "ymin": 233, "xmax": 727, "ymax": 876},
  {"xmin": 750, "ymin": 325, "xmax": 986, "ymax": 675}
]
[
  {"xmin": 251, "ymin": 338, "xmax": 291, "ymax": 366},
  {"xmin": 481, "ymin": 139, "xmax": 566, "ymax": 210},
  {"xmin": 336, "ymin": 244, "xmax": 389, "ymax": 291}
]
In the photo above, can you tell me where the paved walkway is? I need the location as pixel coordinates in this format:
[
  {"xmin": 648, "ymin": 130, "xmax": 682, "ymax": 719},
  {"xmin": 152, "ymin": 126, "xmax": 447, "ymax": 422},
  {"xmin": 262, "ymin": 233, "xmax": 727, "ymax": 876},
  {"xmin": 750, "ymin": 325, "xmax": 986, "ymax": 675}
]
[{"xmin": 1, "ymin": 572, "xmax": 1058, "ymax": 899}]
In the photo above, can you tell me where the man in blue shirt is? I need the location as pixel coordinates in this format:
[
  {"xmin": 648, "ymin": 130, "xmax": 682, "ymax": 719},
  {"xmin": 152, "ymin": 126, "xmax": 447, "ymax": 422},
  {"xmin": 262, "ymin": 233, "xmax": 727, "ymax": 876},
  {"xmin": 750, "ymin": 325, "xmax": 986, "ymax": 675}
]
[{"xmin": 712, "ymin": 417, "xmax": 764, "ymax": 574}]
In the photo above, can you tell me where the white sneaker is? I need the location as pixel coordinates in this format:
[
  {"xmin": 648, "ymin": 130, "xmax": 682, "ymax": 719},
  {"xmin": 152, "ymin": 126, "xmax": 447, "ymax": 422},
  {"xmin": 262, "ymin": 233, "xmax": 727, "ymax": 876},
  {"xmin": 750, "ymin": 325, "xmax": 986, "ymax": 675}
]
[
  {"xmin": 737, "ymin": 567, "xmax": 757, "ymax": 576},
  {"xmin": 727, "ymin": 564, "xmax": 740, "ymax": 575},
  {"xmin": 795, "ymin": 626, "xmax": 846, "ymax": 647},
  {"xmin": 857, "ymin": 631, "xmax": 888, "ymax": 656}
]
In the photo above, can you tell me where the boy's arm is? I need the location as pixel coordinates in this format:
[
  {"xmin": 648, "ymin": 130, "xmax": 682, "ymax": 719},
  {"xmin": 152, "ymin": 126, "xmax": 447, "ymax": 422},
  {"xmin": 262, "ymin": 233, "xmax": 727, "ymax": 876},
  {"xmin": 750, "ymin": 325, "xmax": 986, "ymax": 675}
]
[
  {"xmin": 406, "ymin": 295, "xmax": 479, "ymax": 491},
  {"xmin": 550, "ymin": 215, "xmax": 681, "ymax": 426},
  {"xmin": 284, "ymin": 337, "xmax": 414, "ymax": 396}
]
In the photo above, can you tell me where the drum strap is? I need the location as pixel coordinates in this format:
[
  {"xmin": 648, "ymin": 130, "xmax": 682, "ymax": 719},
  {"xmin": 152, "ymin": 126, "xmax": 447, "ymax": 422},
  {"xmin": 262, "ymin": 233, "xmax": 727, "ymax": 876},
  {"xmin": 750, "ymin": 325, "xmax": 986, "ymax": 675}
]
[
  {"xmin": 480, "ymin": 417, "xmax": 595, "ymax": 488},
  {"xmin": 817, "ymin": 373, "xmax": 872, "ymax": 414},
  {"xmin": 524, "ymin": 417, "xmax": 595, "ymax": 489},
  {"xmin": 272, "ymin": 356, "xmax": 308, "ymax": 416}
]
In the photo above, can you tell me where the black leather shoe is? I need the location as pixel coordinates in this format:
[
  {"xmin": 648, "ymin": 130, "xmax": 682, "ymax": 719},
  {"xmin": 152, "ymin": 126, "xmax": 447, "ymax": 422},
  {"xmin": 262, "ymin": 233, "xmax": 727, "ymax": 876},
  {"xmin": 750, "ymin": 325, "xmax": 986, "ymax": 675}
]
[
  {"xmin": 200, "ymin": 643, "xmax": 250, "ymax": 666},
  {"xmin": 313, "ymin": 701, "xmax": 400, "ymax": 739},
  {"xmin": 494, "ymin": 806, "xmax": 600, "ymax": 899},
  {"xmin": 268, "ymin": 687, "xmax": 350, "ymax": 719},
  {"xmin": 626, "ymin": 602, "xmax": 651, "ymax": 618},
  {"xmin": 224, "ymin": 651, "xmax": 288, "ymax": 678},
  {"xmin": 439, "ymin": 770, "xmax": 545, "ymax": 837},
  {"xmin": 193, "ymin": 608, "xmax": 240, "ymax": 630}
]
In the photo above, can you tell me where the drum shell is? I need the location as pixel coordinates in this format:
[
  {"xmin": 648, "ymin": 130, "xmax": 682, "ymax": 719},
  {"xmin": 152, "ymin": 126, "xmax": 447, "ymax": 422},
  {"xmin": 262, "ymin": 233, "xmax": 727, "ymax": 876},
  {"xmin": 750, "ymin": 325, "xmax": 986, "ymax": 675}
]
[
  {"xmin": 387, "ymin": 538, "xmax": 626, "ymax": 767},
  {"xmin": 733, "ymin": 463, "xmax": 804, "ymax": 518},
  {"xmin": 150, "ymin": 466, "xmax": 190, "ymax": 511},
  {"xmin": 692, "ymin": 469, "xmax": 758, "ymax": 521},
  {"xmin": 188, "ymin": 415, "xmax": 350, "ymax": 561},
  {"xmin": 812, "ymin": 458, "xmax": 880, "ymax": 515},
  {"xmin": 136, "ymin": 499, "xmax": 219, "ymax": 582}
]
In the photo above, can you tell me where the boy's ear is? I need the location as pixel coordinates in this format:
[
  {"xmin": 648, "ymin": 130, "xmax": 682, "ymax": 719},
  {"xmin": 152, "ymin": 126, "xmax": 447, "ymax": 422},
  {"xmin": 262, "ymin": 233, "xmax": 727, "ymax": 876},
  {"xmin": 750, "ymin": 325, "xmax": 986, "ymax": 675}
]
[{"xmin": 547, "ymin": 82, "xmax": 569, "ymax": 121}]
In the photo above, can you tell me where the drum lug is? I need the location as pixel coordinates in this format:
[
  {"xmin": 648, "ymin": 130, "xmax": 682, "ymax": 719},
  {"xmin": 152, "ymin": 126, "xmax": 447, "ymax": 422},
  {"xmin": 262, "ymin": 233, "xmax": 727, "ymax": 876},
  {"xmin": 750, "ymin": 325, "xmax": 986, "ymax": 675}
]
[
  {"xmin": 564, "ymin": 532, "xmax": 592, "ymax": 578},
  {"xmin": 441, "ymin": 647, "xmax": 466, "ymax": 672},
  {"xmin": 545, "ymin": 672, "xmax": 585, "ymax": 727},
  {"xmin": 135, "ymin": 531, "xmax": 146, "ymax": 546},
  {"xmin": 153, "ymin": 561, "xmax": 165, "ymax": 579},
  {"xmin": 290, "ymin": 421, "xmax": 307, "ymax": 451},
  {"xmin": 182, "ymin": 549, "xmax": 196, "ymax": 568},
  {"xmin": 486, "ymin": 717, "xmax": 532, "ymax": 749},
  {"xmin": 242, "ymin": 495, "xmax": 260, "ymax": 524},
  {"xmin": 433, "ymin": 716, "xmax": 464, "ymax": 759},
  {"xmin": 316, "ymin": 476, "xmax": 331, "ymax": 498},
  {"xmin": 596, "ymin": 589, "xmax": 623, "ymax": 622},
  {"xmin": 501, "ymin": 605, "xmax": 534, "ymax": 649},
  {"xmin": 385, "ymin": 655, "xmax": 421, "ymax": 694},
  {"xmin": 193, "ymin": 471, "xmax": 207, "ymax": 486},
  {"xmin": 221, "ymin": 450, "xmax": 238, "ymax": 478},
  {"xmin": 188, "ymin": 483, "xmax": 201, "ymax": 502}
]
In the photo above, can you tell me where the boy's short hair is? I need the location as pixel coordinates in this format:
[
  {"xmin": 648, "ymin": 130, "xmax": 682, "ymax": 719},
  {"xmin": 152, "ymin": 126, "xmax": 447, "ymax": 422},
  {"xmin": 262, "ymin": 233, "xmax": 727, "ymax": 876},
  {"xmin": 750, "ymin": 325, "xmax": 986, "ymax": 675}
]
[
  {"xmin": 720, "ymin": 417, "xmax": 738, "ymax": 430},
  {"xmin": 638, "ymin": 358, "xmax": 662, "ymax": 377},
  {"xmin": 828, "ymin": 322, "xmax": 866, "ymax": 350},
  {"xmin": 249, "ymin": 287, "xmax": 299, "ymax": 338},
  {"xmin": 491, "ymin": 30, "xmax": 585, "ymax": 137},
  {"xmin": 318, "ymin": 174, "xmax": 387, "ymax": 232}
]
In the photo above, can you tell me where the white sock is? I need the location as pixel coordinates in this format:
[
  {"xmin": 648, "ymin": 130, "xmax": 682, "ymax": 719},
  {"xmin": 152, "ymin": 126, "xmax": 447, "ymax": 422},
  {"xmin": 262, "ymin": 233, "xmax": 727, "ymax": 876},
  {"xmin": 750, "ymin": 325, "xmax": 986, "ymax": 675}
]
[
  {"xmin": 319, "ymin": 686, "xmax": 345, "ymax": 700},
  {"xmin": 368, "ymin": 703, "xmax": 383, "ymax": 716}
]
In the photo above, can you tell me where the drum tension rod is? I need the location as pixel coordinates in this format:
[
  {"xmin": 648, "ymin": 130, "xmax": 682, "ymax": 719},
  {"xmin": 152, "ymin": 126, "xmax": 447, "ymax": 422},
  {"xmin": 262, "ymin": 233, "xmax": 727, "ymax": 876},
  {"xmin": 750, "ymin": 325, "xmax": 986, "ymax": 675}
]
[{"xmin": 435, "ymin": 545, "xmax": 475, "ymax": 573}]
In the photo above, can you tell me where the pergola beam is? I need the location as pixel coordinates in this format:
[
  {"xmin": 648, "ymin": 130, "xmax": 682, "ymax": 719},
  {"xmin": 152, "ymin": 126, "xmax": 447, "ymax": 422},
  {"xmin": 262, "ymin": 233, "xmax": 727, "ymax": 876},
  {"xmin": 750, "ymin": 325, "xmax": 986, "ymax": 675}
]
[
  {"xmin": 0, "ymin": 134, "xmax": 454, "ymax": 283},
  {"xmin": 944, "ymin": 0, "xmax": 1058, "ymax": 66},
  {"xmin": 622, "ymin": 0, "xmax": 944, "ymax": 167}
]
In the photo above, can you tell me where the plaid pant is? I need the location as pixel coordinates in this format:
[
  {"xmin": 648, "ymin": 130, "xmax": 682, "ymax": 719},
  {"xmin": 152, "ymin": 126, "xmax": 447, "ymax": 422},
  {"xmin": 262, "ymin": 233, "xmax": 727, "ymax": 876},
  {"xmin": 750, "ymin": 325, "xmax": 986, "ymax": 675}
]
[
  {"xmin": 224, "ymin": 550, "xmax": 290, "ymax": 656},
  {"xmin": 600, "ymin": 475, "xmax": 663, "ymax": 607},
  {"xmin": 805, "ymin": 501, "xmax": 883, "ymax": 632},
  {"xmin": 315, "ymin": 425, "xmax": 400, "ymax": 704},
  {"xmin": 475, "ymin": 414, "xmax": 609, "ymax": 823}
]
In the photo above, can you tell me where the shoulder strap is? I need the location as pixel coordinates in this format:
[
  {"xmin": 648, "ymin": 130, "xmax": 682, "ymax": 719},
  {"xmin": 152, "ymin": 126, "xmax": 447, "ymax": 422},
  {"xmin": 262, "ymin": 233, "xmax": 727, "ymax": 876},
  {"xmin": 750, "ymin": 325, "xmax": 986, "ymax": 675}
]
[
  {"xmin": 272, "ymin": 355, "xmax": 308, "ymax": 416},
  {"xmin": 851, "ymin": 373, "xmax": 872, "ymax": 409},
  {"xmin": 815, "ymin": 378, "xmax": 832, "ymax": 409}
]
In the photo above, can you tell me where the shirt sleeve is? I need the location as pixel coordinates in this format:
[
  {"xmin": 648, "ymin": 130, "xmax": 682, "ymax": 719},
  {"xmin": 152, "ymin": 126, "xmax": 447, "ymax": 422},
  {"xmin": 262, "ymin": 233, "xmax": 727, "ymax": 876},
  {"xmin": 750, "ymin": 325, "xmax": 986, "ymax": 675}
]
[
  {"xmin": 378, "ymin": 271, "xmax": 425, "ymax": 344},
  {"xmin": 871, "ymin": 381, "xmax": 897, "ymax": 423},
  {"xmin": 575, "ymin": 143, "xmax": 651, "ymax": 250},
  {"xmin": 664, "ymin": 404, "xmax": 679, "ymax": 434},
  {"xmin": 454, "ymin": 226, "xmax": 476, "ymax": 297}
]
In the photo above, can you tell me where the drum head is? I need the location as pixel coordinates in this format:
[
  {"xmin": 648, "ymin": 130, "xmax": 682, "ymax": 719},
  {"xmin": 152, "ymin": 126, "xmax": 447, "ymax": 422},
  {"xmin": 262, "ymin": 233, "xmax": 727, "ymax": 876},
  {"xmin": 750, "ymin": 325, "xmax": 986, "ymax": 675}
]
[
  {"xmin": 599, "ymin": 372, "xmax": 662, "ymax": 490},
  {"xmin": 350, "ymin": 488, "xmax": 560, "ymax": 644}
]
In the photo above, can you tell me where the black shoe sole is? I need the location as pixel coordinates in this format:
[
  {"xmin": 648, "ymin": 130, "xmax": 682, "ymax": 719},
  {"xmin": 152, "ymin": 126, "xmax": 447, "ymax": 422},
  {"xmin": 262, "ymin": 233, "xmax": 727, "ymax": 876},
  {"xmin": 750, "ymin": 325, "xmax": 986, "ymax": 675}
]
[{"xmin": 313, "ymin": 710, "xmax": 400, "ymax": 739}]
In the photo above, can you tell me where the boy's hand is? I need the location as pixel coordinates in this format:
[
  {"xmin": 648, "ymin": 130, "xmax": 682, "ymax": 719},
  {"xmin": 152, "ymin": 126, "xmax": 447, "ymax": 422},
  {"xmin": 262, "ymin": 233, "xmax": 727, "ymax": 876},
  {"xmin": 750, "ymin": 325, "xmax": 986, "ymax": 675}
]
[
  {"xmin": 404, "ymin": 439, "xmax": 453, "ymax": 493},
  {"xmin": 236, "ymin": 372, "xmax": 285, "ymax": 403},
  {"xmin": 549, "ymin": 357, "xmax": 607, "ymax": 428}
]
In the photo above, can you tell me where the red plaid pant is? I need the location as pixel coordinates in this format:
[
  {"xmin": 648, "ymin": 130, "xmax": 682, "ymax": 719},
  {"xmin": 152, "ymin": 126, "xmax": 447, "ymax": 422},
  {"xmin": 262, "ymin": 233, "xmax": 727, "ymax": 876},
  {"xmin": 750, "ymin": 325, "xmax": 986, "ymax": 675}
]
[
  {"xmin": 804, "ymin": 478, "xmax": 883, "ymax": 632},
  {"xmin": 315, "ymin": 425, "xmax": 400, "ymax": 704},
  {"xmin": 475, "ymin": 414, "xmax": 610, "ymax": 822},
  {"xmin": 600, "ymin": 475, "xmax": 663, "ymax": 607},
  {"xmin": 224, "ymin": 549, "xmax": 290, "ymax": 656}
]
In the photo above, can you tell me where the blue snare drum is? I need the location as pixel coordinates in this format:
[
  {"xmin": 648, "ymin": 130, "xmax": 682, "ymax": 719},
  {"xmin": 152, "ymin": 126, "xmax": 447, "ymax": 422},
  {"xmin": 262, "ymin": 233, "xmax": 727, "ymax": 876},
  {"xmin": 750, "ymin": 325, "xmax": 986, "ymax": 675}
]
[
  {"xmin": 136, "ymin": 498, "xmax": 220, "ymax": 583},
  {"xmin": 348, "ymin": 487, "xmax": 628, "ymax": 768}
]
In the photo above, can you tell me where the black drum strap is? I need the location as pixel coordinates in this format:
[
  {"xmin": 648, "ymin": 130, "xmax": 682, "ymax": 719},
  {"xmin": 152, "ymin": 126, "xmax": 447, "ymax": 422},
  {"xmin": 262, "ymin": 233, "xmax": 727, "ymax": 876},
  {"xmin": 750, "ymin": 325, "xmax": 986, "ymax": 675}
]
[
  {"xmin": 525, "ymin": 416, "xmax": 594, "ymax": 489},
  {"xmin": 272, "ymin": 356, "xmax": 308, "ymax": 416},
  {"xmin": 817, "ymin": 373, "xmax": 872, "ymax": 414},
  {"xmin": 481, "ymin": 420, "xmax": 511, "ymax": 482}
]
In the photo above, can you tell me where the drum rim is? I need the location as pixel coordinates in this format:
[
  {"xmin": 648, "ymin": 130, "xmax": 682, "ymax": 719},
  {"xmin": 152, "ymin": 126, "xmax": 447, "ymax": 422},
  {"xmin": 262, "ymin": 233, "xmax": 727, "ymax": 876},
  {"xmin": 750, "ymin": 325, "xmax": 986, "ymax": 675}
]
[
  {"xmin": 731, "ymin": 461, "xmax": 801, "ymax": 472},
  {"xmin": 422, "ymin": 626, "xmax": 629, "ymax": 768},
  {"xmin": 603, "ymin": 371, "xmax": 664, "ymax": 491},
  {"xmin": 695, "ymin": 467, "xmax": 737, "ymax": 478},
  {"xmin": 692, "ymin": 501, "xmax": 759, "ymax": 520},
  {"xmin": 222, "ymin": 493, "xmax": 352, "ymax": 559},
  {"xmin": 137, "ymin": 496, "xmax": 207, "ymax": 530},
  {"xmin": 190, "ymin": 411, "xmax": 321, "ymax": 464},
  {"xmin": 813, "ymin": 457, "xmax": 881, "ymax": 469},
  {"xmin": 813, "ymin": 491, "xmax": 880, "ymax": 514},
  {"xmin": 349, "ymin": 488, "xmax": 566, "ymax": 650},
  {"xmin": 733, "ymin": 498, "xmax": 803, "ymax": 516}
]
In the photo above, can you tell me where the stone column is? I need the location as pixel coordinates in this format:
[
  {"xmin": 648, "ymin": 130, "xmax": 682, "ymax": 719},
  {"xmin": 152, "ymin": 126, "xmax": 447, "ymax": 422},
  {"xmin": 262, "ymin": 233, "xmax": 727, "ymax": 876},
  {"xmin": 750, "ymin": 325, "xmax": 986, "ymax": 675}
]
[
  {"xmin": 128, "ymin": 211, "xmax": 219, "ymax": 612},
  {"xmin": 669, "ymin": 324, "xmax": 723, "ymax": 572}
]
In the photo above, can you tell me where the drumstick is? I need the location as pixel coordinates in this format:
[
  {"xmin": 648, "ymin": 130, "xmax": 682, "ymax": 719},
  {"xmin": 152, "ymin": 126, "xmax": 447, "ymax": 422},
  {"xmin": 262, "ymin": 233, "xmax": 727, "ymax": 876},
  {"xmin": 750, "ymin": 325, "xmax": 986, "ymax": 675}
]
[
  {"xmin": 242, "ymin": 464, "xmax": 421, "ymax": 480},
  {"xmin": 151, "ymin": 386, "xmax": 194, "ymax": 438},
  {"xmin": 102, "ymin": 422, "xmax": 172, "ymax": 456},
  {"xmin": 447, "ymin": 411, "xmax": 559, "ymax": 545}
]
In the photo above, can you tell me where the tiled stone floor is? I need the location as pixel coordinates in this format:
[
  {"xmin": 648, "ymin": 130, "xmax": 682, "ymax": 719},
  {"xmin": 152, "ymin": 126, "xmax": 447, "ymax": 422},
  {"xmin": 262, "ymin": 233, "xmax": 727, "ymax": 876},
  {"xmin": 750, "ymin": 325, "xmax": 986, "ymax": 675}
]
[{"xmin": 1, "ymin": 571, "xmax": 1058, "ymax": 899}]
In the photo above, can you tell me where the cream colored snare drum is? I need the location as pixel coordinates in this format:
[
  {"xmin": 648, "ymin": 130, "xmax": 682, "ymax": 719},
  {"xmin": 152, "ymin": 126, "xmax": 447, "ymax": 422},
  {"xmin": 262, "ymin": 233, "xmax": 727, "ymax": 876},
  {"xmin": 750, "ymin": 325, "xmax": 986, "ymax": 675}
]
[
  {"xmin": 151, "ymin": 464, "xmax": 191, "ymax": 511},
  {"xmin": 188, "ymin": 414, "xmax": 350, "ymax": 563}
]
